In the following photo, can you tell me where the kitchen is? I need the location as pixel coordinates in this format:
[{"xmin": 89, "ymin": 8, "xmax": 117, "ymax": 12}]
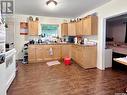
[{"xmin": 1, "ymin": 0, "xmax": 127, "ymax": 95}]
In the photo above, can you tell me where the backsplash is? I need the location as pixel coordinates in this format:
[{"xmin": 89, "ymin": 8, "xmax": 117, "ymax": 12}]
[{"xmin": 83, "ymin": 35, "xmax": 98, "ymax": 43}]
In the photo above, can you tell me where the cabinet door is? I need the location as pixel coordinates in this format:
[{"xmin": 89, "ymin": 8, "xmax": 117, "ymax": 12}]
[
  {"xmin": 61, "ymin": 45, "xmax": 71, "ymax": 58},
  {"xmin": 61, "ymin": 23, "xmax": 68, "ymax": 36},
  {"xmin": 52, "ymin": 45, "xmax": 61, "ymax": 59},
  {"xmin": 83, "ymin": 16, "xmax": 98, "ymax": 35},
  {"xmin": 76, "ymin": 20, "xmax": 83, "ymax": 35},
  {"xmin": 81, "ymin": 46, "xmax": 97, "ymax": 68},
  {"xmin": 71, "ymin": 45, "xmax": 77, "ymax": 61},
  {"xmin": 28, "ymin": 45, "xmax": 36, "ymax": 63},
  {"xmin": 68, "ymin": 22, "xmax": 76, "ymax": 36},
  {"xmin": 91, "ymin": 16, "xmax": 98, "ymax": 35},
  {"xmin": 44, "ymin": 45, "xmax": 54, "ymax": 61},
  {"xmin": 75, "ymin": 46, "xmax": 83, "ymax": 64},
  {"xmin": 44, "ymin": 45, "xmax": 61, "ymax": 61},
  {"xmin": 28, "ymin": 21, "xmax": 38, "ymax": 36},
  {"xmin": 83, "ymin": 17, "xmax": 91, "ymax": 35},
  {"xmin": 36, "ymin": 46, "xmax": 45, "ymax": 63}
]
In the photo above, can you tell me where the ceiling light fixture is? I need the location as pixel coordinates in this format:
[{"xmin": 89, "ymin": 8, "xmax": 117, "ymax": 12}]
[{"xmin": 46, "ymin": 0, "xmax": 57, "ymax": 8}]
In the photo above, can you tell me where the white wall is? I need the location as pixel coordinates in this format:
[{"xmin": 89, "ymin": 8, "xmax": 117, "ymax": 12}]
[
  {"xmin": 5, "ymin": 15, "xmax": 15, "ymax": 44},
  {"xmin": 15, "ymin": 14, "xmax": 68, "ymax": 59},
  {"xmin": 79, "ymin": 0, "xmax": 127, "ymax": 70}
]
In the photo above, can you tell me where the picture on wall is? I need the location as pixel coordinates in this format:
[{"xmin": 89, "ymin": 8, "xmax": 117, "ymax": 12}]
[{"xmin": 20, "ymin": 22, "xmax": 28, "ymax": 35}]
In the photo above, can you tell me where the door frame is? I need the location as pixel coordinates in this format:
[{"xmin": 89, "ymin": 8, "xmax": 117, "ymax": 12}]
[{"xmin": 103, "ymin": 12, "xmax": 127, "ymax": 70}]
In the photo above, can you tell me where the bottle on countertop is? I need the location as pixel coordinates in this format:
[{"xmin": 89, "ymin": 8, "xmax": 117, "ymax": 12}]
[{"xmin": 74, "ymin": 37, "xmax": 78, "ymax": 44}]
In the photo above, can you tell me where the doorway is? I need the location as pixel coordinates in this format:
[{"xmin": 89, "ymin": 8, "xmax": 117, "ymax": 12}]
[{"xmin": 105, "ymin": 13, "xmax": 127, "ymax": 70}]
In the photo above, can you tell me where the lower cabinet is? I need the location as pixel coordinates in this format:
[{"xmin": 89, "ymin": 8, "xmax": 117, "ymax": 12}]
[
  {"xmin": 44, "ymin": 45, "xmax": 61, "ymax": 61},
  {"xmin": 81, "ymin": 46, "xmax": 97, "ymax": 68},
  {"xmin": 61, "ymin": 45, "xmax": 71, "ymax": 58},
  {"xmin": 71, "ymin": 45, "xmax": 97, "ymax": 69},
  {"xmin": 28, "ymin": 44, "xmax": 97, "ymax": 69},
  {"xmin": 36, "ymin": 45, "xmax": 45, "ymax": 62},
  {"xmin": 28, "ymin": 45, "xmax": 36, "ymax": 63}
]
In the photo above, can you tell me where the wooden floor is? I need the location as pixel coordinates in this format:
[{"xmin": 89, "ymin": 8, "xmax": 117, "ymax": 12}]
[{"xmin": 7, "ymin": 61, "xmax": 127, "ymax": 95}]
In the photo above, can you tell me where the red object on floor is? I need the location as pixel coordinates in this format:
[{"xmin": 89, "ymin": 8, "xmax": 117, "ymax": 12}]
[{"xmin": 64, "ymin": 57, "xmax": 71, "ymax": 65}]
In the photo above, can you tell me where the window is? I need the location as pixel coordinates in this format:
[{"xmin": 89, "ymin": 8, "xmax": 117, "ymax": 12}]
[{"xmin": 41, "ymin": 24, "xmax": 59, "ymax": 37}]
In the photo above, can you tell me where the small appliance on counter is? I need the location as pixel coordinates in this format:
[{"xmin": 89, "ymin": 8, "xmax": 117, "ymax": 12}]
[
  {"xmin": 68, "ymin": 36, "xmax": 75, "ymax": 43},
  {"xmin": 5, "ymin": 43, "xmax": 14, "ymax": 52},
  {"xmin": 74, "ymin": 37, "xmax": 78, "ymax": 44}
]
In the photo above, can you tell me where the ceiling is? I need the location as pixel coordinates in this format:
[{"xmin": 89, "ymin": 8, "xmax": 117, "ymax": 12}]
[{"xmin": 15, "ymin": 0, "xmax": 111, "ymax": 18}]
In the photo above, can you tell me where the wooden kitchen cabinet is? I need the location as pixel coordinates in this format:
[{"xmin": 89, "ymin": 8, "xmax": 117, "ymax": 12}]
[
  {"xmin": 71, "ymin": 45, "xmax": 83, "ymax": 64},
  {"xmin": 28, "ymin": 44, "xmax": 97, "ymax": 69},
  {"xmin": 75, "ymin": 46, "xmax": 83, "ymax": 64},
  {"xmin": 61, "ymin": 23, "xmax": 68, "ymax": 36},
  {"xmin": 28, "ymin": 45, "xmax": 36, "ymax": 63},
  {"xmin": 28, "ymin": 21, "xmax": 39, "ymax": 36},
  {"xmin": 43, "ymin": 45, "xmax": 54, "ymax": 61},
  {"xmin": 43, "ymin": 45, "xmax": 61, "ymax": 61},
  {"xmin": 61, "ymin": 45, "xmax": 71, "ymax": 58},
  {"xmin": 81, "ymin": 46, "xmax": 97, "ymax": 68},
  {"xmin": 68, "ymin": 22, "xmax": 76, "ymax": 36},
  {"xmin": 71, "ymin": 45, "xmax": 77, "ymax": 61},
  {"xmin": 76, "ymin": 20, "xmax": 83, "ymax": 35},
  {"xmin": 36, "ymin": 45, "xmax": 45, "ymax": 63},
  {"xmin": 52, "ymin": 45, "xmax": 61, "ymax": 59},
  {"xmin": 71, "ymin": 45, "xmax": 97, "ymax": 69},
  {"xmin": 83, "ymin": 16, "xmax": 98, "ymax": 35}
]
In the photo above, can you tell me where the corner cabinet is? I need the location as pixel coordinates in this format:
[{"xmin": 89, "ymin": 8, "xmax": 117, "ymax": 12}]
[
  {"xmin": 61, "ymin": 45, "xmax": 71, "ymax": 58},
  {"xmin": 28, "ymin": 21, "xmax": 39, "ymax": 36},
  {"xmin": 61, "ymin": 23, "xmax": 68, "ymax": 36},
  {"xmin": 68, "ymin": 22, "xmax": 76, "ymax": 36},
  {"xmin": 83, "ymin": 16, "xmax": 98, "ymax": 35},
  {"xmin": 71, "ymin": 45, "xmax": 97, "ymax": 69}
]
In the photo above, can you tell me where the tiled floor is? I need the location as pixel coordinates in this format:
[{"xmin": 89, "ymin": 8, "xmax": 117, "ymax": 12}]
[{"xmin": 7, "ymin": 61, "xmax": 127, "ymax": 95}]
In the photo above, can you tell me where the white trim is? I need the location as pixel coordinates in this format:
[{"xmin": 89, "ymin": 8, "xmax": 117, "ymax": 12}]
[{"xmin": 5, "ymin": 71, "xmax": 16, "ymax": 90}]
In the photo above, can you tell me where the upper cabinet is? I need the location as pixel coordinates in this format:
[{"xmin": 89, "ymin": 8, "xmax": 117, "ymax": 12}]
[
  {"xmin": 76, "ymin": 20, "xmax": 83, "ymax": 35},
  {"xmin": 61, "ymin": 15, "xmax": 98, "ymax": 36},
  {"xmin": 28, "ymin": 21, "xmax": 39, "ymax": 36},
  {"xmin": 68, "ymin": 22, "xmax": 76, "ymax": 36},
  {"xmin": 61, "ymin": 23, "xmax": 68, "ymax": 36},
  {"xmin": 83, "ymin": 16, "xmax": 98, "ymax": 35}
]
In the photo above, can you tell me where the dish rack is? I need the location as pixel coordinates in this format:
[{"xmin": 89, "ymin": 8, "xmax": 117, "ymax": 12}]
[{"xmin": 22, "ymin": 43, "xmax": 28, "ymax": 64}]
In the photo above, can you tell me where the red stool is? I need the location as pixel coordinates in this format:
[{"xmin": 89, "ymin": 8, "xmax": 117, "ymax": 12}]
[{"xmin": 64, "ymin": 57, "xmax": 71, "ymax": 65}]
